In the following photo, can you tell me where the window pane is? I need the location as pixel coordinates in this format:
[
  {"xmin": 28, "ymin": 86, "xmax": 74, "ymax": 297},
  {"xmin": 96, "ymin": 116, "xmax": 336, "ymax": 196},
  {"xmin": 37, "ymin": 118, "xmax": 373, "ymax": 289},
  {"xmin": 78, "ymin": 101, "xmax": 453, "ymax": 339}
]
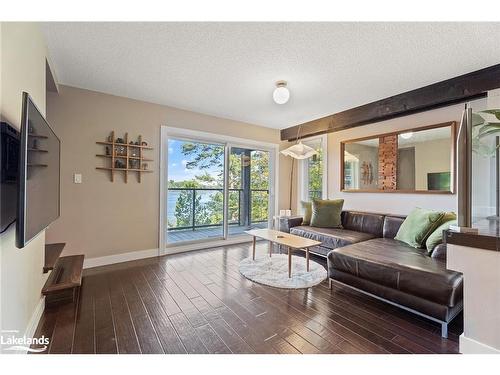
[
  {"xmin": 228, "ymin": 147, "xmax": 270, "ymax": 236},
  {"xmin": 250, "ymin": 150, "xmax": 269, "ymax": 190},
  {"xmin": 251, "ymin": 190, "xmax": 269, "ymax": 223},
  {"xmin": 308, "ymin": 146, "xmax": 323, "ymax": 199},
  {"xmin": 194, "ymin": 190, "xmax": 224, "ymax": 226},
  {"xmin": 167, "ymin": 138, "xmax": 224, "ymax": 243}
]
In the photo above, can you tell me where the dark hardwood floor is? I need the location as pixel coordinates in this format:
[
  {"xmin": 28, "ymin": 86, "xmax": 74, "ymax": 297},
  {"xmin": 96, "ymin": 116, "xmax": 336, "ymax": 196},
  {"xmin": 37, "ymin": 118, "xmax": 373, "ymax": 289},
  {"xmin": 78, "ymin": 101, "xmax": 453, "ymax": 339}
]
[{"xmin": 31, "ymin": 243, "xmax": 462, "ymax": 354}]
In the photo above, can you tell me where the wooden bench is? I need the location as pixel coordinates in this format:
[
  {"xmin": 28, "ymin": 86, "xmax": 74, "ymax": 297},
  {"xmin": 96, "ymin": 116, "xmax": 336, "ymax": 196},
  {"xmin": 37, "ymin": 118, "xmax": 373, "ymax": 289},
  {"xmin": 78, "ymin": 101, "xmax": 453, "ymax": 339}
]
[{"xmin": 42, "ymin": 243, "xmax": 85, "ymax": 306}]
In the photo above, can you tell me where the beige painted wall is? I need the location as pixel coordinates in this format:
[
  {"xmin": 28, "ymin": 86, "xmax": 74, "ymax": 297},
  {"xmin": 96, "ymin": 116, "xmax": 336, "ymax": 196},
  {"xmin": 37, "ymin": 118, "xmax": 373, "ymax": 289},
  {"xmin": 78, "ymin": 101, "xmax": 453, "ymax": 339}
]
[
  {"xmin": 327, "ymin": 98, "xmax": 486, "ymax": 215},
  {"xmin": 0, "ymin": 22, "xmax": 49, "ymax": 346},
  {"xmin": 413, "ymin": 137, "xmax": 451, "ymax": 190},
  {"xmin": 45, "ymin": 85, "xmax": 291, "ymax": 259}
]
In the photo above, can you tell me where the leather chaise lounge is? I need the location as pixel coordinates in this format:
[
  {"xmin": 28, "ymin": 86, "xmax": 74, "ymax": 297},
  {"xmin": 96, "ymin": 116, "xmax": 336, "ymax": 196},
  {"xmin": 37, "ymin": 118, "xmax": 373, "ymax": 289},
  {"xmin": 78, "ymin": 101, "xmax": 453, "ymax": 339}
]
[{"xmin": 280, "ymin": 211, "xmax": 463, "ymax": 338}]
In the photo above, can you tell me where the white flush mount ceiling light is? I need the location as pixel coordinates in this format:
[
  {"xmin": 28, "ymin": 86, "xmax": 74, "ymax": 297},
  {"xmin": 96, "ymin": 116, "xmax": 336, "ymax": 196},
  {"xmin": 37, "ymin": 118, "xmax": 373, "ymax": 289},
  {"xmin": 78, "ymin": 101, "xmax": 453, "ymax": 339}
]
[
  {"xmin": 273, "ymin": 80, "xmax": 290, "ymax": 104},
  {"xmin": 400, "ymin": 132, "xmax": 413, "ymax": 139}
]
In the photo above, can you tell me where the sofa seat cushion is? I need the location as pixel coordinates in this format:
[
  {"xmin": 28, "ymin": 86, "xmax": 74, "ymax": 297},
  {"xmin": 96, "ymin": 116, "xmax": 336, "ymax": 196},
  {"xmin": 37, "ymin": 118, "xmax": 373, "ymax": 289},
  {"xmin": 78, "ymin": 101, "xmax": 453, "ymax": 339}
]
[
  {"xmin": 290, "ymin": 225, "xmax": 376, "ymax": 250},
  {"xmin": 327, "ymin": 238, "xmax": 462, "ymax": 307}
]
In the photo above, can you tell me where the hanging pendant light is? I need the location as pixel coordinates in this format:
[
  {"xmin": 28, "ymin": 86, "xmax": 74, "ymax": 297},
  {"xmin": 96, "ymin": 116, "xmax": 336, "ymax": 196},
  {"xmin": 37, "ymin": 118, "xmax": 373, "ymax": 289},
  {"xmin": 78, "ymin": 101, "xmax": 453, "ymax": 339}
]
[
  {"xmin": 280, "ymin": 141, "xmax": 317, "ymax": 159},
  {"xmin": 280, "ymin": 124, "xmax": 317, "ymax": 160},
  {"xmin": 280, "ymin": 123, "xmax": 317, "ymax": 211}
]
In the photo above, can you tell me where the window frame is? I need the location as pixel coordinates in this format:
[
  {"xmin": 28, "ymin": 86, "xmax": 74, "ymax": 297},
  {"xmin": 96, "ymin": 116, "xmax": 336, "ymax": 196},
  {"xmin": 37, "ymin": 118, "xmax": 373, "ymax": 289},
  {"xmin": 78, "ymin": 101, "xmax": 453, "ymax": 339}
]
[{"xmin": 297, "ymin": 134, "xmax": 328, "ymax": 204}]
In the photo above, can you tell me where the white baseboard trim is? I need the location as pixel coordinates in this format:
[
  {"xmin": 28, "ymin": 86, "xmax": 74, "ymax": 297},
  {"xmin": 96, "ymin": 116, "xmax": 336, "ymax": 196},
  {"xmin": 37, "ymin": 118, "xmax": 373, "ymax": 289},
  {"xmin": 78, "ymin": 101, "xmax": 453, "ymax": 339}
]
[
  {"xmin": 21, "ymin": 296, "xmax": 45, "ymax": 354},
  {"xmin": 83, "ymin": 248, "xmax": 159, "ymax": 269},
  {"xmin": 459, "ymin": 334, "xmax": 500, "ymax": 354},
  {"xmin": 83, "ymin": 237, "xmax": 255, "ymax": 269},
  {"xmin": 163, "ymin": 236, "xmax": 252, "ymax": 256}
]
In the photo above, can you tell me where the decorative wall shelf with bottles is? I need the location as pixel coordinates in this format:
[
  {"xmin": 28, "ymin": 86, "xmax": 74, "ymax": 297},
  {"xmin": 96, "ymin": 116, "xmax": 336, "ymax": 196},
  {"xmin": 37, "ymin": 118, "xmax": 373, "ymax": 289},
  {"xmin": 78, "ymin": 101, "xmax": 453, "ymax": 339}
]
[{"xmin": 96, "ymin": 131, "xmax": 153, "ymax": 183}]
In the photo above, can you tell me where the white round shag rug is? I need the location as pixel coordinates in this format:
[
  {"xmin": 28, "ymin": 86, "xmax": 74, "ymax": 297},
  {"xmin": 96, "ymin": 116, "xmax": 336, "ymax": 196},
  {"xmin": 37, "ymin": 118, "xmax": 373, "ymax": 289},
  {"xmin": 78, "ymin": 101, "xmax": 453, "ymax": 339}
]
[{"xmin": 239, "ymin": 254, "xmax": 327, "ymax": 289}]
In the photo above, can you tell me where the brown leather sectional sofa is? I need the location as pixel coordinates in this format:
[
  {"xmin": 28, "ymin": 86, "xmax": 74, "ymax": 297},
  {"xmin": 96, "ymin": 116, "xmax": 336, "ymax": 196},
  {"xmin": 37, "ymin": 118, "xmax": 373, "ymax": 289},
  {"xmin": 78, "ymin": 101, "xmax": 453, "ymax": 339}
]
[{"xmin": 279, "ymin": 210, "xmax": 463, "ymax": 338}]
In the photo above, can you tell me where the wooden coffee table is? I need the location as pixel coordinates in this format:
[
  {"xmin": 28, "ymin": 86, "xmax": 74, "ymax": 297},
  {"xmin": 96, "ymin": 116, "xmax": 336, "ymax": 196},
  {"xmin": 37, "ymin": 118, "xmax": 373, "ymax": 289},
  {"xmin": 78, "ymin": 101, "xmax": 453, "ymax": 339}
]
[{"xmin": 245, "ymin": 229, "xmax": 322, "ymax": 278}]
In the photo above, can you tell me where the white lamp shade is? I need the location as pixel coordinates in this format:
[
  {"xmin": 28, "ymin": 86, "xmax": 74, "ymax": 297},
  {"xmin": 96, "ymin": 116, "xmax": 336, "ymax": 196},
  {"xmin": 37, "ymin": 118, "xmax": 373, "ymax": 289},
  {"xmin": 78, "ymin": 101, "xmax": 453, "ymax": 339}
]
[
  {"xmin": 273, "ymin": 86, "xmax": 290, "ymax": 104},
  {"xmin": 280, "ymin": 142, "xmax": 317, "ymax": 159}
]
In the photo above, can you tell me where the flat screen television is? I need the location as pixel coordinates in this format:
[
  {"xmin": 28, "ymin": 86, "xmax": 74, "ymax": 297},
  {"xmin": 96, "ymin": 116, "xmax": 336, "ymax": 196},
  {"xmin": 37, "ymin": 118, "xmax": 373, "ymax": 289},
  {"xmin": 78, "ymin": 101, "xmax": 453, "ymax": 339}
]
[
  {"xmin": 16, "ymin": 92, "xmax": 60, "ymax": 248},
  {"xmin": 0, "ymin": 122, "xmax": 20, "ymax": 233},
  {"xmin": 427, "ymin": 171, "xmax": 451, "ymax": 191}
]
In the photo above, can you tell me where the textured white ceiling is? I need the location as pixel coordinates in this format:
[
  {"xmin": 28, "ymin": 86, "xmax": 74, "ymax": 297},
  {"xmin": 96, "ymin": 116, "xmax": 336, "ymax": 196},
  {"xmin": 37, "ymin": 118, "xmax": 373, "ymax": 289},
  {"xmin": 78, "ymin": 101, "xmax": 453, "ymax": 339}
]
[{"xmin": 41, "ymin": 22, "xmax": 500, "ymax": 129}]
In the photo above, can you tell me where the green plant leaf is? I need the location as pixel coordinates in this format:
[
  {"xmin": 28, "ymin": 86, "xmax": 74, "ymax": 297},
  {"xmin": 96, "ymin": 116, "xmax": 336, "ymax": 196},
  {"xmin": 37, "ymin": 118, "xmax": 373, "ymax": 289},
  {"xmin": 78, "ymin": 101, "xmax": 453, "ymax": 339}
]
[
  {"xmin": 472, "ymin": 138, "xmax": 496, "ymax": 157},
  {"xmin": 472, "ymin": 112, "xmax": 486, "ymax": 126},
  {"xmin": 478, "ymin": 126, "xmax": 500, "ymax": 139},
  {"xmin": 480, "ymin": 109, "xmax": 500, "ymax": 121}
]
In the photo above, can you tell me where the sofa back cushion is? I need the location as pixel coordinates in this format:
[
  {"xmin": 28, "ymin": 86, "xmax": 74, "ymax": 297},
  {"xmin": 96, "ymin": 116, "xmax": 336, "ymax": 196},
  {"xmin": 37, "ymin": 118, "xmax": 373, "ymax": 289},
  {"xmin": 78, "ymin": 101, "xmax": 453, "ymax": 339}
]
[
  {"xmin": 341, "ymin": 211, "xmax": 385, "ymax": 237},
  {"xmin": 383, "ymin": 215, "xmax": 406, "ymax": 239}
]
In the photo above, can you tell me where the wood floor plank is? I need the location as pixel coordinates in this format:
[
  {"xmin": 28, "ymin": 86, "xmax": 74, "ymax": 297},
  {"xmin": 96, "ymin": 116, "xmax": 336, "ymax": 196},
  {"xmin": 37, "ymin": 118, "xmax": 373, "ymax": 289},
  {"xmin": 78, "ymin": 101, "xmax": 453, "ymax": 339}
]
[
  {"xmin": 203, "ymin": 282, "xmax": 282, "ymax": 353},
  {"xmin": 169, "ymin": 312, "xmax": 209, "ymax": 354},
  {"xmin": 310, "ymin": 285, "xmax": 446, "ymax": 353},
  {"xmin": 214, "ymin": 306, "xmax": 276, "ymax": 354},
  {"xmin": 202, "ymin": 250, "xmax": 348, "ymax": 354},
  {"xmin": 190, "ymin": 295, "xmax": 222, "ymax": 322},
  {"xmin": 180, "ymin": 271, "xmax": 225, "ymax": 309},
  {"xmin": 130, "ymin": 267, "xmax": 186, "ymax": 354},
  {"xmin": 250, "ymin": 296, "xmax": 345, "ymax": 354},
  {"xmin": 391, "ymin": 335, "xmax": 434, "ymax": 354},
  {"xmin": 197, "ymin": 246, "xmax": 386, "ymax": 354},
  {"xmin": 150, "ymin": 263, "xmax": 207, "ymax": 327},
  {"xmin": 30, "ymin": 306, "xmax": 59, "ymax": 354},
  {"xmin": 248, "ymin": 285, "xmax": 345, "ymax": 346},
  {"xmin": 141, "ymin": 265, "xmax": 181, "ymax": 316},
  {"xmin": 33, "ymin": 243, "xmax": 461, "ymax": 355},
  {"xmin": 269, "ymin": 336, "xmax": 301, "ymax": 354},
  {"xmin": 252, "ymin": 284, "xmax": 360, "ymax": 353},
  {"xmin": 118, "ymin": 269, "xmax": 164, "ymax": 354},
  {"xmin": 283, "ymin": 330, "xmax": 322, "ymax": 354},
  {"xmin": 292, "ymin": 288, "xmax": 411, "ymax": 354},
  {"xmin": 195, "ymin": 323, "xmax": 232, "ymax": 354},
  {"xmin": 72, "ymin": 275, "xmax": 96, "ymax": 353},
  {"xmin": 107, "ymin": 271, "xmax": 141, "ymax": 354},
  {"xmin": 93, "ymin": 273, "xmax": 118, "ymax": 354},
  {"xmin": 48, "ymin": 289, "xmax": 79, "ymax": 354},
  {"xmin": 199, "ymin": 248, "xmax": 378, "ymax": 353},
  {"xmin": 208, "ymin": 316, "xmax": 255, "ymax": 354},
  {"xmin": 161, "ymin": 259, "xmax": 200, "ymax": 299},
  {"xmin": 253, "ymin": 281, "xmax": 390, "ymax": 354},
  {"xmin": 323, "ymin": 282, "xmax": 459, "ymax": 353},
  {"xmin": 160, "ymin": 277, "xmax": 208, "ymax": 328}
]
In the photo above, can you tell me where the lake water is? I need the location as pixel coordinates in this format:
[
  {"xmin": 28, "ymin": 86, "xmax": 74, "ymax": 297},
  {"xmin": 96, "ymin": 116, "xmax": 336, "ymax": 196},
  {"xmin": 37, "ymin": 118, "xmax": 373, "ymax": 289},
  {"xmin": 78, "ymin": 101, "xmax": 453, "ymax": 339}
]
[
  {"xmin": 167, "ymin": 191, "xmax": 179, "ymax": 224},
  {"xmin": 167, "ymin": 190, "xmax": 223, "ymax": 226}
]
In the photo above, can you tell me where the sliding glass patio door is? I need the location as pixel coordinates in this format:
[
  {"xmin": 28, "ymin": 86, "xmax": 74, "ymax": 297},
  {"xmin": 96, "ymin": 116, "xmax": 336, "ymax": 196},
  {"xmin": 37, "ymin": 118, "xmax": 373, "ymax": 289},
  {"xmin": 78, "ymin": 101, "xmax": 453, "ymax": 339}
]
[
  {"xmin": 166, "ymin": 138, "xmax": 225, "ymax": 244},
  {"xmin": 163, "ymin": 132, "xmax": 274, "ymax": 247},
  {"xmin": 226, "ymin": 146, "xmax": 270, "ymax": 237}
]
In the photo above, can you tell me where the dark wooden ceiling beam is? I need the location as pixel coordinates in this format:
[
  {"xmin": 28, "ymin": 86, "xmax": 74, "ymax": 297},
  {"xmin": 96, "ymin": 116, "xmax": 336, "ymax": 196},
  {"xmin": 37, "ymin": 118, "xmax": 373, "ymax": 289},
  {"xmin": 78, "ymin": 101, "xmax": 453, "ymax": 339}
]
[{"xmin": 280, "ymin": 63, "xmax": 500, "ymax": 141}]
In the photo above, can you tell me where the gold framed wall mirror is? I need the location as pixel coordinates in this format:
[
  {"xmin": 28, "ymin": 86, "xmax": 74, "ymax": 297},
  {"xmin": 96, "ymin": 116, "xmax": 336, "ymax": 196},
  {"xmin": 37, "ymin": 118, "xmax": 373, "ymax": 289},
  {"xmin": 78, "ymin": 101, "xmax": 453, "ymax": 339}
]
[{"xmin": 340, "ymin": 121, "xmax": 457, "ymax": 194}]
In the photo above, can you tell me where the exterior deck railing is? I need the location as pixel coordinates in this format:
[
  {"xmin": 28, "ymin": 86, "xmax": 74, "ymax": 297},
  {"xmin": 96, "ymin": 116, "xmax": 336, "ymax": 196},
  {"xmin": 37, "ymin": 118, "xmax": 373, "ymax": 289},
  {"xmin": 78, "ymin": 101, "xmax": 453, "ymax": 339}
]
[
  {"xmin": 308, "ymin": 190, "xmax": 322, "ymax": 200},
  {"xmin": 167, "ymin": 187, "xmax": 269, "ymax": 232}
]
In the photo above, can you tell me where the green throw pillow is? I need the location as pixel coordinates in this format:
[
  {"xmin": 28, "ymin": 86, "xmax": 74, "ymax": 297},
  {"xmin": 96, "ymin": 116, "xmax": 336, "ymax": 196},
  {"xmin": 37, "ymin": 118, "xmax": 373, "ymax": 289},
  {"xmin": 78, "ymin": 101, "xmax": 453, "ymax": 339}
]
[
  {"xmin": 301, "ymin": 201, "xmax": 312, "ymax": 225},
  {"xmin": 394, "ymin": 208, "xmax": 445, "ymax": 248},
  {"xmin": 425, "ymin": 219, "xmax": 457, "ymax": 254},
  {"xmin": 310, "ymin": 199, "xmax": 344, "ymax": 228},
  {"xmin": 440, "ymin": 212, "xmax": 457, "ymax": 224}
]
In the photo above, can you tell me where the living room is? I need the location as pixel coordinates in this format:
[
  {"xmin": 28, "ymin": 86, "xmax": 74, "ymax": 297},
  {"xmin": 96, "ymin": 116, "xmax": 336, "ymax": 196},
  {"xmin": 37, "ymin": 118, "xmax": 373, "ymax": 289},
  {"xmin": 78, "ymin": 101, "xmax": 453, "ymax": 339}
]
[{"xmin": 1, "ymin": 2, "xmax": 500, "ymax": 373}]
